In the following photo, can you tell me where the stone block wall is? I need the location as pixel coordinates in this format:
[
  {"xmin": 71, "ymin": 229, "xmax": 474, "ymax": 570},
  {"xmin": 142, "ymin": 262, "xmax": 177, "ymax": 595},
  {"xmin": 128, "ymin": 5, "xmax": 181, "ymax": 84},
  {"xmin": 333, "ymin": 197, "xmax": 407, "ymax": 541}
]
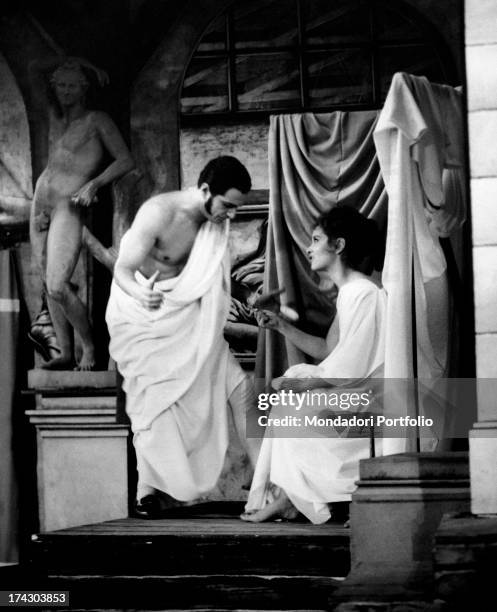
[{"xmin": 465, "ymin": 0, "xmax": 497, "ymax": 514}]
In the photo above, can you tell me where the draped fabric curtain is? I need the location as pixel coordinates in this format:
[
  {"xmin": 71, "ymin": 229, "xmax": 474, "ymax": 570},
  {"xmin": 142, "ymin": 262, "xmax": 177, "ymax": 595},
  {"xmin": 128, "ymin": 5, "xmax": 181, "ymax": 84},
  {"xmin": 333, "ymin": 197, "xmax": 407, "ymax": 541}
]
[
  {"xmin": 257, "ymin": 111, "xmax": 387, "ymax": 381},
  {"xmin": 375, "ymin": 72, "xmax": 465, "ymax": 383},
  {"xmin": 0, "ymin": 249, "xmax": 20, "ymax": 563},
  {"xmin": 373, "ymin": 73, "xmax": 466, "ymax": 453}
]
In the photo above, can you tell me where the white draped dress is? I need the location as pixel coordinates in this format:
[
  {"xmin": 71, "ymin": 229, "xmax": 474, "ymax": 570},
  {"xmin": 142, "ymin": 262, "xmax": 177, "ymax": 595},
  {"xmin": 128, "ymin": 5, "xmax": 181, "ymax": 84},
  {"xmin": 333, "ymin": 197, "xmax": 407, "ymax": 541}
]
[{"xmin": 245, "ymin": 277, "xmax": 386, "ymax": 524}]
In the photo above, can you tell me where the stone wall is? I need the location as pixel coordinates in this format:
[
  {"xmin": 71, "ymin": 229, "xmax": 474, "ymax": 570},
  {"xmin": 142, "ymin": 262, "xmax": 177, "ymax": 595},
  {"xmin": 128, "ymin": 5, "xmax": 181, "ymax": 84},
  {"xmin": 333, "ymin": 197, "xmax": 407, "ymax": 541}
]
[
  {"xmin": 180, "ymin": 122, "xmax": 269, "ymax": 189},
  {"xmin": 465, "ymin": 0, "xmax": 497, "ymax": 514}
]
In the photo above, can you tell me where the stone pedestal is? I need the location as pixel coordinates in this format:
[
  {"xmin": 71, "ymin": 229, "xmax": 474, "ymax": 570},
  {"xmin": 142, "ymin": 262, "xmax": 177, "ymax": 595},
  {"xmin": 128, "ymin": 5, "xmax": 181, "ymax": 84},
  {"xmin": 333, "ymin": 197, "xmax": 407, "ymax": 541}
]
[
  {"xmin": 26, "ymin": 370, "xmax": 129, "ymax": 532},
  {"xmin": 334, "ymin": 452, "xmax": 470, "ymax": 606},
  {"xmin": 470, "ymin": 420, "xmax": 497, "ymax": 514}
]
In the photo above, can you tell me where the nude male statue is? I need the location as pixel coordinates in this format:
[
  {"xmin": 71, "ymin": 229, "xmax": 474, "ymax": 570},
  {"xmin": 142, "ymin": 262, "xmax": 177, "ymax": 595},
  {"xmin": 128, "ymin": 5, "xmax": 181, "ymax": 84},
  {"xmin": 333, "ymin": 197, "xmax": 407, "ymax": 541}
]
[
  {"xmin": 29, "ymin": 56, "xmax": 134, "ymax": 370},
  {"xmin": 107, "ymin": 156, "xmax": 260, "ymax": 518}
]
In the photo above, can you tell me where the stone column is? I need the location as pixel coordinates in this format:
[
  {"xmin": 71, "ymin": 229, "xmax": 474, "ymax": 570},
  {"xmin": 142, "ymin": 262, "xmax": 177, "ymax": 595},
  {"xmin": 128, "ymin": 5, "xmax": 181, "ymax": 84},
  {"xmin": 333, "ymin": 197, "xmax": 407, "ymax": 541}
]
[
  {"xmin": 465, "ymin": 0, "xmax": 497, "ymax": 515},
  {"xmin": 26, "ymin": 370, "xmax": 130, "ymax": 532}
]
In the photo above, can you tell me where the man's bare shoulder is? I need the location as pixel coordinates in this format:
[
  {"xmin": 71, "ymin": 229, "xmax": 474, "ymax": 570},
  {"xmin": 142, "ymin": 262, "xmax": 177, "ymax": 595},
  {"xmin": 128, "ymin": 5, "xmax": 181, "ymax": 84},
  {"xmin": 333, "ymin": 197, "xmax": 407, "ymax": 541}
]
[
  {"xmin": 142, "ymin": 191, "xmax": 184, "ymax": 211},
  {"xmin": 134, "ymin": 192, "xmax": 183, "ymax": 225}
]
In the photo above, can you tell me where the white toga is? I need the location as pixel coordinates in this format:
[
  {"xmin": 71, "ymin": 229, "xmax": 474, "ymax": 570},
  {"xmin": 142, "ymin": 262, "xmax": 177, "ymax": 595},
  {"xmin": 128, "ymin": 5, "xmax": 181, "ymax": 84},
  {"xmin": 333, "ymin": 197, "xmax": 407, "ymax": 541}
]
[{"xmin": 106, "ymin": 220, "xmax": 246, "ymax": 501}]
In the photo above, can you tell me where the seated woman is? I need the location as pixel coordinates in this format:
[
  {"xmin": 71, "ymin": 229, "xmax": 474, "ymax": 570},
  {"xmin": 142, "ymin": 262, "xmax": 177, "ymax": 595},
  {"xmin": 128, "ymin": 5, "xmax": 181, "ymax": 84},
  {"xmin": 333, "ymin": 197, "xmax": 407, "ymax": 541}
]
[{"xmin": 242, "ymin": 206, "xmax": 385, "ymax": 524}]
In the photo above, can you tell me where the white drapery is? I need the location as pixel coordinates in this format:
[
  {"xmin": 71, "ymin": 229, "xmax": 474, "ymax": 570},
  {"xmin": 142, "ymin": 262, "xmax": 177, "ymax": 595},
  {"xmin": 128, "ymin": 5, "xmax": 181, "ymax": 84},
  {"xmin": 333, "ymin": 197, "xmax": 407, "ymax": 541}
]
[{"xmin": 106, "ymin": 220, "xmax": 245, "ymax": 500}]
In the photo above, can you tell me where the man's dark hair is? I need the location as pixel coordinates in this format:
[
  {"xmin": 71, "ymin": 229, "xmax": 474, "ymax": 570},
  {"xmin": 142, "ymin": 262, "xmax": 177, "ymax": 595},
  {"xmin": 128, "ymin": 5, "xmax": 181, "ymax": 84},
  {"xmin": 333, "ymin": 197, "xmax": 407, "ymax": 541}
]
[{"xmin": 198, "ymin": 156, "xmax": 252, "ymax": 195}]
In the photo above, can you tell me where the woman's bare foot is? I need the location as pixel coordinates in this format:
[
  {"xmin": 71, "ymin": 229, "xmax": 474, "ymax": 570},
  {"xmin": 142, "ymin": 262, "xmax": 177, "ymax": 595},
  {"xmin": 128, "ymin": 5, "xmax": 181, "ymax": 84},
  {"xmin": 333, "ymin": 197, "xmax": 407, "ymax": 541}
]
[{"xmin": 241, "ymin": 490, "xmax": 299, "ymax": 522}]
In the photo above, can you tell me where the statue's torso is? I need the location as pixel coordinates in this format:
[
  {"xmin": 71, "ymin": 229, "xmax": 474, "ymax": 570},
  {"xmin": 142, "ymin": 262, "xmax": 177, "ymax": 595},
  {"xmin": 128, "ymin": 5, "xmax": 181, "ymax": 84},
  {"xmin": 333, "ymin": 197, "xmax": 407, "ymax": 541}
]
[{"xmin": 34, "ymin": 111, "xmax": 103, "ymax": 203}]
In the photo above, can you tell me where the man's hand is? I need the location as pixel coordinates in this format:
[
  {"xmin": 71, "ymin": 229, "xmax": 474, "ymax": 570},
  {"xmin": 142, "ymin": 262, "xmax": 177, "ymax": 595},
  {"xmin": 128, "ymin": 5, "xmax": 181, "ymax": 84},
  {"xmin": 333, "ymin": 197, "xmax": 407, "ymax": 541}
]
[
  {"xmin": 135, "ymin": 270, "xmax": 164, "ymax": 310},
  {"xmin": 71, "ymin": 180, "xmax": 99, "ymax": 207}
]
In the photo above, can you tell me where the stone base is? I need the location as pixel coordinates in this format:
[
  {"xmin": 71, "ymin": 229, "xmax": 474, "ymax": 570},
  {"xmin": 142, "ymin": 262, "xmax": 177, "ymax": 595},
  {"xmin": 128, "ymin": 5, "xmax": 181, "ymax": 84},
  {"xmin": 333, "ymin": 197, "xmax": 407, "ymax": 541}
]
[
  {"xmin": 333, "ymin": 453, "xmax": 470, "ymax": 606},
  {"xmin": 26, "ymin": 369, "xmax": 129, "ymax": 532},
  {"xmin": 28, "ymin": 369, "xmax": 116, "ymax": 390},
  {"xmin": 33, "ymin": 425, "xmax": 129, "ymax": 532},
  {"xmin": 470, "ymin": 421, "xmax": 497, "ymax": 513}
]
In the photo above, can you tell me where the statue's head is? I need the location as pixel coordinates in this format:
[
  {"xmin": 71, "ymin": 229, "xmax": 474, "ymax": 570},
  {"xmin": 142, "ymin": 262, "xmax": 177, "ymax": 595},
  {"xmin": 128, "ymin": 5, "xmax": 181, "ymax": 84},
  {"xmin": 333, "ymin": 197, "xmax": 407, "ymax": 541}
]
[{"xmin": 50, "ymin": 60, "xmax": 89, "ymax": 107}]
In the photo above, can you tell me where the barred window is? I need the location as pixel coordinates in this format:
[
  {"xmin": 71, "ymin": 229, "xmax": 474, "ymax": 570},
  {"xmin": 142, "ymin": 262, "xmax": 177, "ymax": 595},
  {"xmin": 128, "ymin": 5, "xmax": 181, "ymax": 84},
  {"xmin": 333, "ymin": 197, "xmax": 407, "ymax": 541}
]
[{"xmin": 180, "ymin": 0, "xmax": 455, "ymax": 121}]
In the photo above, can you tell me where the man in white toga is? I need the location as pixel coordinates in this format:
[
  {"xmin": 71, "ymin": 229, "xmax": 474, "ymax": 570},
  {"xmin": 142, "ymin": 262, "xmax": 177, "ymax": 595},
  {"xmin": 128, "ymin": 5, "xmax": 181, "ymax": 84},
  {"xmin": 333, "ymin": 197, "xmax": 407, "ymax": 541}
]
[{"xmin": 106, "ymin": 156, "xmax": 259, "ymax": 518}]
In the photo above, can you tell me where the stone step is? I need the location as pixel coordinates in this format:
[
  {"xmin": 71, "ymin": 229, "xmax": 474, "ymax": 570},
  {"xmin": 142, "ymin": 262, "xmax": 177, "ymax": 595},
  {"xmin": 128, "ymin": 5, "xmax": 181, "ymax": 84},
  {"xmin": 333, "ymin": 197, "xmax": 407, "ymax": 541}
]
[
  {"xmin": 10, "ymin": 574, "xmax": 340, "ymax": 610},
  {"xmin": 27, "ymin": 503, "xmax": 349, "ymax": 607},
  {"xmin": 30, "ymin": 515, "xmax": 349, "ymax": 578}
]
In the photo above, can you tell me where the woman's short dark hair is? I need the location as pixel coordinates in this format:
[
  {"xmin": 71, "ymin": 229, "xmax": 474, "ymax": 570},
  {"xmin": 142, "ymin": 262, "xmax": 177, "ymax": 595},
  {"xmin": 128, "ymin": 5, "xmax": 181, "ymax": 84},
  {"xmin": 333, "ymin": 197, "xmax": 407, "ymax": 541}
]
[
  {"xmin": 317, "ymin": 206, "xmax": 384, "ymax": 271},
  {"xmin": 198, "ymin": 156, "xmax": 252, "ymax": 196}
]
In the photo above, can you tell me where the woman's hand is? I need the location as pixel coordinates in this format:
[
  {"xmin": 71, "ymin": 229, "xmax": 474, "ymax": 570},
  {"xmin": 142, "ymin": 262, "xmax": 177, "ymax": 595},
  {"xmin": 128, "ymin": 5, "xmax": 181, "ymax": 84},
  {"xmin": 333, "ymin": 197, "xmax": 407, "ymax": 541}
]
[
  {"xmin": 71, "ymin": 181, "xmax": 99, "ymax": 207},
  {"xmin": 278, "ymin": 378, "xmax": 310, "ymax": 392},
  {"xmin": 284, "ymin": 363, "xmax": 323, "ymax": 378},
  {"xmin": 278, "ymin": 378, "xmax": 326, "ymax": 392},
  {"xmin": 255, "ymin": 309, "xmax": 286, "ymax": 332}
]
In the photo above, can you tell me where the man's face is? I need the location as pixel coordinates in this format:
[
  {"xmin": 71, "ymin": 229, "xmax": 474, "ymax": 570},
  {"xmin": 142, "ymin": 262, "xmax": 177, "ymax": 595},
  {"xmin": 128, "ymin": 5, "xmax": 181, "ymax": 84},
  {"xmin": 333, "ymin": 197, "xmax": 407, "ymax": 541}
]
[
  {"xmin": 207, "ymin": 188, "xmax": 248, "ymax": 223},
  {"xmin": 53, "ymin": 71, "xmax": 87, "ymax": 107}
]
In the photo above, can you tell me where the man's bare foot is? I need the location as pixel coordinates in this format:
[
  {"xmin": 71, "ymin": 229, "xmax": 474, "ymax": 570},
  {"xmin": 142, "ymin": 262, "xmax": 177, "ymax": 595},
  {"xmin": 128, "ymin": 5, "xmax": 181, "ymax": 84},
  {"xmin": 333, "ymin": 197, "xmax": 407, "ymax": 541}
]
[
  {"xmin": 40, "ymin": 355, "xmax": 74, "ymax": 370},
  {"xmin": 74, "ymin": 349, "xmax": 96, "ymax": 371},
  {"xmin": 241, "ymin": 491, "xmax": 299, "ymax": 523}
]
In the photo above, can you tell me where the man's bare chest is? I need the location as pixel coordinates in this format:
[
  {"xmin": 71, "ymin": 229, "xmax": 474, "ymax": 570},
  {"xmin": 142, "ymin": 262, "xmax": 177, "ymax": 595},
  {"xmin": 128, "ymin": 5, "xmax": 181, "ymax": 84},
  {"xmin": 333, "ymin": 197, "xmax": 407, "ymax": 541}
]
[{"xmin": 152, "ymin": 221, "xmax": 199, "ymax": 265}]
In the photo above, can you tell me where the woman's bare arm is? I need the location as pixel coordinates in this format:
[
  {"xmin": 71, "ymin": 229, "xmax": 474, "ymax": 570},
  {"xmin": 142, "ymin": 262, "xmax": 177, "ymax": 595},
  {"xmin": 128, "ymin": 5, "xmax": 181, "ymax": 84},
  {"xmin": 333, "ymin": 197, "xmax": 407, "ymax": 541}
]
[{"xmin": 256, "ymin": 310, "xmax": 329, "ymax": 361}]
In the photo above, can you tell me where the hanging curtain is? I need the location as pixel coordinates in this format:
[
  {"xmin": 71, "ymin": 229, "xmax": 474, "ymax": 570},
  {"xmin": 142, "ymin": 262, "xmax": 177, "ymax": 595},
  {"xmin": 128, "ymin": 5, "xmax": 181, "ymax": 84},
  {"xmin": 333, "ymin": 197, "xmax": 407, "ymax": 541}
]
[
  {"xmin": 375, "ymin": 72, "xmax": 465, "ymax": 381},
  {"xmin": 0, "ymin": 249, "xmax": 20, "ymax": 563},
  {"xmin": 374, "ymin": 72, "xmax": 466, "ymax": 453},
  {"xmin": 258, "ymin": 111, "xmax": 387, "ymax": 381}
]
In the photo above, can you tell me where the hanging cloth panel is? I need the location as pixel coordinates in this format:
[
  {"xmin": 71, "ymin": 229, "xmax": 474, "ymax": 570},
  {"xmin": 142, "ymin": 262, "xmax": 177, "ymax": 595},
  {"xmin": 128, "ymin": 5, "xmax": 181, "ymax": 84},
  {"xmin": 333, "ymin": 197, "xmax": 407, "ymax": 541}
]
[
  {"xmin": 258, "ymin": 111, "xmax": 387, "ymax": 381},
  {"xmin": 0, "ymin": 249, "xmax": 20, "ymax": 563},
  {"xmin": 374, "ymin": 72, "xmax": 465, "ymax": 382},
  {"xmin": 374, "ymin": 72, "xmax": 466, "ymax": 454}
]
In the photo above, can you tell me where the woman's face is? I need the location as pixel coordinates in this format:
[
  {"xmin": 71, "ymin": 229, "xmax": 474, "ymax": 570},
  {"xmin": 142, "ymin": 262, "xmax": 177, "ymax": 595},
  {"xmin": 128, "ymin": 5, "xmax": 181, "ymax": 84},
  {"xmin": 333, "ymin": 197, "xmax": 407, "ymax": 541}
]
[{"xmin": 307, "ymin": 226, "xmax": 336, "ymax": 272}]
